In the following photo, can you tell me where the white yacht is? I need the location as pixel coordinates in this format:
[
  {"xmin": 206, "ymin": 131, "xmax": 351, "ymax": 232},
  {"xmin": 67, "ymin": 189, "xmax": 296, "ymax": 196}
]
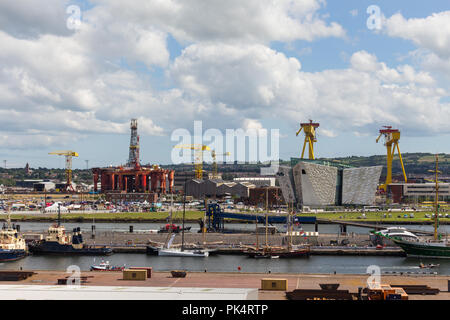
[
  {"xmin": 378, "ymin": 227, "xmax": 419, "ymax": 241},
  {"xmin": 158, "ymin": 248, "xmax": 209, "ymax": 257}
]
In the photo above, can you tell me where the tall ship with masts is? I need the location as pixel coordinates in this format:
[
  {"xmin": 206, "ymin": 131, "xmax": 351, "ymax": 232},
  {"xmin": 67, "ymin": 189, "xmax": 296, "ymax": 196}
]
[
  {"xmin": 0, "ymin": 204, "xmax": 28, "ymax": 261},
  {"xmin": 246, "ymin": 188, "xmax": 310, "ymax": 258},
  {"xmin": 156, "ymin": 181, "xmax": 209, "ymax": 257},
  {"xmin": 28, "ymin": 203, "xmax": 113, "ymax": 256},
  {"xmin": 375, "ymin": 154, "xmax": 450, "ymax": 258}
]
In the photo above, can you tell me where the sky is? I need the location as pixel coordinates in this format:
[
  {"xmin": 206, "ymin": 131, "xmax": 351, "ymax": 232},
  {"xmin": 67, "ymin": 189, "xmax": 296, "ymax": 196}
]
[{"xmin": 0, "ymin": 0, "xmax": 449, "ymax": 169}]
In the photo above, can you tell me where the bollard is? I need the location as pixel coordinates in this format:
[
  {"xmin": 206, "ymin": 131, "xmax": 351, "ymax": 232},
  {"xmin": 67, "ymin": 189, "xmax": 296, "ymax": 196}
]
[
  {"xmin": 129, "ymin": 225, "xmax": 133, "ymax": 233},
  {"xmin": 314, "ymin": 221, "xmax": 318, "ymax": 232},
  {"xmin": 358, "ymin": 287, "xmax": 363, "ymax": 300},
  {"xmin": 16, "ymin": 225, "xmax": 20, "ymax": 232},
  {"xmin": 91, "ymin": 225, "xmax": 96, "ymax": 239}
]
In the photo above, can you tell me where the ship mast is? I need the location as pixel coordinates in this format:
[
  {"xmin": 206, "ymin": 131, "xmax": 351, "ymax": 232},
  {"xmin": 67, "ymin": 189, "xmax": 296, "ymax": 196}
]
[
  {"xmin": 265, "ymin": 187, "xmax": 268, "ymax": 251},
  {"xmin": 181, "ymin": 179, "xmax": 186, "ymax": 252},
  {"xmin": 57, "ymin": 203, "xmax": 61, "ymax": 227},
  {"xmin": 432, "ymin": 155, "xmax": 440, "ymax": 241}
]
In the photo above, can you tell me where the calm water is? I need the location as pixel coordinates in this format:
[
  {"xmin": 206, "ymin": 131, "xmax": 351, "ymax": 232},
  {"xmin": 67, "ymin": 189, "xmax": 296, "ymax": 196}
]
[
  {"xmin": 1, "ymin": 254, "xmax": 449, "ymax": 275},
  {"xmin": 2, "ymin": 221, "xmax": 448, "ymax": 275}
]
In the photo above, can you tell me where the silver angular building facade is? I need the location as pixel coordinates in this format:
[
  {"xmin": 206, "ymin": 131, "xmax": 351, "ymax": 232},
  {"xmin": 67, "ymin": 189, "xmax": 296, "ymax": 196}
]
[
  {"xmin": 277, "ymin": 160, "xmax": 382, "ymax": 206},
  {"xmin": 342, "ymin": 166, "xmax": 383, "ymax": 205}
]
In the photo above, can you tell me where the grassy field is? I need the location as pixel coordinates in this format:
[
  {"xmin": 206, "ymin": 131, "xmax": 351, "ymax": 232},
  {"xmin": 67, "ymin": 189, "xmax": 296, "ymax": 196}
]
[
  {"xmin": 5, "ymin": 210, "xmax": 449, "ymax": 224},
  {"xmin": 7, "ymin": 211, "xmax": 205, "ymax": 222},
  {"xmin": 298, "ymin": 211, "xmax": 449, "ymax": 223}
]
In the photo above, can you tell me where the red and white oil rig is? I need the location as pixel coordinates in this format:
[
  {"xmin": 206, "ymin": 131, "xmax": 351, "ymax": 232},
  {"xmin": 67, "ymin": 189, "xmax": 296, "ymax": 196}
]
[{"xmin": 92, "ymin": 119, "xmax": 174, "ymax": 195}]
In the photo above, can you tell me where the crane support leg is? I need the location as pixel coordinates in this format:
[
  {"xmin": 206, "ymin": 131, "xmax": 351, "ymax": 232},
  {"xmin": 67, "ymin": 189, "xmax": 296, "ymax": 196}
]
[
  {"xmin": 396, "ymin": 143, "xmax": 407, "ymax": 183},
  {"xmin": 301, "ymin": 137, "xmax": 308, "ymax": 159},
  {"xmin": 308, "ymin": 137, "xmax": 315, "ymax": 160}
]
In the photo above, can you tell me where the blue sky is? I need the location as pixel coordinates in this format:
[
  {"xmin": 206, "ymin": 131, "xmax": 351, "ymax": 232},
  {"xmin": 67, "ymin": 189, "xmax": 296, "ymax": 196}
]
[{"xmin": 0, "ymin": 1, "xmax": 449, "ymax": 169}]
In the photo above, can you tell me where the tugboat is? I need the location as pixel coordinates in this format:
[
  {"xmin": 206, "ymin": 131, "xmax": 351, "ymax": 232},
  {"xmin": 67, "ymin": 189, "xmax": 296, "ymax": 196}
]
[
  {"xmin": 28, "ymin": 204, "xmax": 112, "ymax": 256},
  {"xmin": 0, "ymin": 206, "xmax": 28, "ymax": 261}
]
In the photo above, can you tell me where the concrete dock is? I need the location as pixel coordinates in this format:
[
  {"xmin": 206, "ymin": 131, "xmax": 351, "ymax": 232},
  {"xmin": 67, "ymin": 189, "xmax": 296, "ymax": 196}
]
[
  {"xmin": 1, "ymin": 270, "xmax": 448, "ymax": 300},
  {"xmin": 79, "ymin": 231, "xmax": 405, "ymax": 256}
]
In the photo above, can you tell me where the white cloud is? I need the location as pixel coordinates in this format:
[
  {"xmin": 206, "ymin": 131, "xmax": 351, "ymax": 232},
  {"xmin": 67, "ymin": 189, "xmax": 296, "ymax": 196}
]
[
  {"xmin": 0, "ymin": 1, "xmax": 448, "ymax": 155},
  {"xmin": 170, "ymin": 44, "xmax": 449, "ymax": 135},
  {"xmin": 92, "ymin": 0, "xmax": 345, "ymax": 43},
  {"xmin": 385, "ymin": 11, "xmax": 450, "ymax": 76},
  {"xmin": 0, "ymin": 0, "xmax": 72, "ymax": 38},
  {"xmin": 386, "ymin": 11, "xmax": 450, "ymax": 59}
]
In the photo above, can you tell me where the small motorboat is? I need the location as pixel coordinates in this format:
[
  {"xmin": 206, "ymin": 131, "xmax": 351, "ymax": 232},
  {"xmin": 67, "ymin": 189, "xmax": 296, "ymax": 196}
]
[
  {"xmin": 90, "ymin": 260, "xmax": 125, "ymax": 271},
  {"xmin": 419, "ymin": 262, "xmax": 440, "ymax": 269},
  {"xmin": 158, "ymin": 223, "xmax": 191, "ymax": 233}
]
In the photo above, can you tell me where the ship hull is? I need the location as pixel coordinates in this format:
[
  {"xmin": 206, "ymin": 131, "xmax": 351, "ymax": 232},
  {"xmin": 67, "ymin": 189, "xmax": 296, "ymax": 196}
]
[
  {"xmin": 246, "ymin": 248, "xmax": 310, "ymax": 259},
  {"xmin": 0, "ymin": 249, "xmax": 27, "ymax": 262},
  {"xmin": 392, "ymin": 239, "xmax": 450, "ymax": 259},
  {"xmin": 29, "ymin": 242, "xmax": 113, "ymax": 256},
  {"xmin": 158, "ymin": 249, "xmax": 209, "ymax": 257},
  {"xmin": 146, "ymin": 245, "xmax": 160, "ymax": 255}
]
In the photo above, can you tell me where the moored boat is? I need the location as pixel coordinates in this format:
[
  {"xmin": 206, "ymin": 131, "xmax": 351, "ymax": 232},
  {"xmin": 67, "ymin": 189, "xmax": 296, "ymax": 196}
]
[
  {"xmin": 158, "ymin": 223, "xmax": 191, "ymax": 233},
  {"xmin": 0, "ymin": 206, "xmax": 28, "ymax": 262},
  {"xmin": 29, "ymin": 225, "xmax": 113, "ymax": 255},
  {"xmin": 90, "ymin": 260, "xmax": 125, "ymax": 271},
  {"xmin": 246, "ymin": 246, "xmax": 310, "ymax": 259},
  {"xmin": 158, "ymin": 248, "xmax": 209, "ymax": 257},
  {"xmin": 376, "ymin": 155, "xmax": 450, "ymax": 259}
]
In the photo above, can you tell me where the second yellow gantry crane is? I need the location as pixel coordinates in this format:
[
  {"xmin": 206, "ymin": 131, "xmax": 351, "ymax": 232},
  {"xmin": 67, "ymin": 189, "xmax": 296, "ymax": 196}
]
[
  {"xmin": 376, "ymin": 126, "xmax": 407, "ymax": 191},
  {"xmin": 173, "ymin": 144, "xmax": 230, "ymax": 180},
  {"xmin": 48, "ymin": 150, "xmax": 79, "ymax": 191}
]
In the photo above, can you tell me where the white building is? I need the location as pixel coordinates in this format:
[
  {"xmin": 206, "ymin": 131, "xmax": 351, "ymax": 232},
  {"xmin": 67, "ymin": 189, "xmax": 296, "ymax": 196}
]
[{"xmin": 233, "ymin": 177, "xmax": 275, "ymax": 187}]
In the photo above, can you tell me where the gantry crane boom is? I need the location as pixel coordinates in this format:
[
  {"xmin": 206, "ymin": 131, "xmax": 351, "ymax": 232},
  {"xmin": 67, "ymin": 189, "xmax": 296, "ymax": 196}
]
[
  {"xmin": 173, "ymin": 144, "xmax": 211, "ymax": 179},
  {"xmin": 296, "ymin": 120, "xmax": 320, "ymax": 159},
  {"xmin": 173, "ymin": 145, "xmax": 231, "ymax": 179},
  {"xmin": 49, "ymin": 150, "xmax": 79, "ymax": 191},
  {"xmin": 376, "ymin": 126, "xmax": 407, "ymax": 191}
]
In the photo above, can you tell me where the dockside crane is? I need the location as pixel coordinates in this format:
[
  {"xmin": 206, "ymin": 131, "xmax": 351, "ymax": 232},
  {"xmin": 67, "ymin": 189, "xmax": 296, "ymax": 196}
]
[
  {"xmin": 296, "ymin": 120, "xmax": 320, "ymax": 159},
  {"xmin": 173, "ymin": 145, "xmax": 230, "ymax": 180},
  {"xmin": 211, "ymin": 150, "xmax": 231, "ymax": 180},
  {"xmin": 376, "ymin": 126, "xmax": 407, "ymax": 191},
  {"xmin": 49, "ymin": 150, "xmax": 79, "ymax": 192},
  {"xmin": 173, "ymin": 144, "xmax": 211, "ymax": 179}
]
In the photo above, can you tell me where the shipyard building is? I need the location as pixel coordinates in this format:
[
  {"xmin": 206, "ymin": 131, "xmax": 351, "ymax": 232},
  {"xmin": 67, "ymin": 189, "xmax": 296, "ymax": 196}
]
[{"xmin": 277, "ymin": 158, "xmax": 382, "ymax": 207}]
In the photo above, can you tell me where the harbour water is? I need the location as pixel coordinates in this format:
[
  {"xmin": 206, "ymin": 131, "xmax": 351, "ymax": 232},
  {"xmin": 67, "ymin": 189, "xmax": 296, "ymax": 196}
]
[
  {"xmin": 0, "ymin": 222, "xmax": 449, "ymax": 275},
  {"xmin": 1, "ymin": 253, "xmax": 449, "ymax": 275}
]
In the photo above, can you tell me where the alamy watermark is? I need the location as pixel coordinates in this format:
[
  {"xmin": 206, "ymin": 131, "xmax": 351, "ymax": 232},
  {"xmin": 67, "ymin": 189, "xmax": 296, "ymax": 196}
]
[
  {"xmin": 66, "ymin": 265, "xmax": 81, "ymax": 288},
  {"xmin": 66, "ymin": 5, "xmax": 81, "ymax": 30},
  {"xmin": 366, "ymin": 5, "xmax": 382, "ymax": 30},
  {"xmin": 366, "ymin": 265, "xmax": 381, "ymax": 288},
  {"xmin": 170, "ymin": 121, "xmax": 279, "ymax": 175}
]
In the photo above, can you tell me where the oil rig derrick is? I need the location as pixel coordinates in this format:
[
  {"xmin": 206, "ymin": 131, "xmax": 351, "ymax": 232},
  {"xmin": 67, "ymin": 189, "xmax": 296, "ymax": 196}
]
[{"xmin": 92, "ymin": 119, "xmax": 174, "ymax": 195}]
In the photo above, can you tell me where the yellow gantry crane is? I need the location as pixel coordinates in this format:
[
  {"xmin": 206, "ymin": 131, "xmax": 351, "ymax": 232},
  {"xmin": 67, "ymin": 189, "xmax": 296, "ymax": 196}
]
[
  {"xmin": 174, "ymin": 144, "xmax": 211, "ymax": 179},
  {"xmin": 49, "ymin": 150, "xmax": 79, "ymax": 191},
  {"xmin": 173, "ymin": 144, "xmax": 230, "ymax": 180},
  {"xmin": 296, "ymin": 120, "xmax": 320, "ymax": 159},
  {"xmin": 211, "ymin": 150, "xmax": 230, "ymax": 180},
  {"xmin": 376, "ymin": 126, "xmax": 407, "ymax": 191}
]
